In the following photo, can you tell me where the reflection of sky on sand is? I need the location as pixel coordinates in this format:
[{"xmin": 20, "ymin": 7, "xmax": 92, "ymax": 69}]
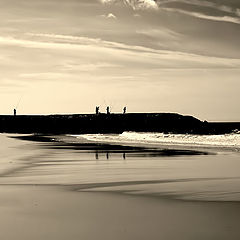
[{"xmin": 1, "ymin": 134, "xmax": 240, "ymax": 201}]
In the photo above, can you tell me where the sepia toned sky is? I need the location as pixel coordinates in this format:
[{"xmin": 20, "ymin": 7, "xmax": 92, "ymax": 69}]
[{"xmin": 0, "ymin": 0, "xmax": 240, "ymax": 120}]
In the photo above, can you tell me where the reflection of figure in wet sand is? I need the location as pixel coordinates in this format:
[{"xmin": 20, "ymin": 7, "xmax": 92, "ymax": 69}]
[
  {"xmin": 95, "ymin": 152, "xmax": 99, "ymax": 160},
  {"xmin": 123, "ymin": 153, "xmax": 126, "ymax": 160}
]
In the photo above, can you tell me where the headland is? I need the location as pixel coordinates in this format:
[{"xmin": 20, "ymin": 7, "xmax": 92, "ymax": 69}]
[{"xmin": 0, "ymin": 112, "xmax": 239, "ymax": 134}]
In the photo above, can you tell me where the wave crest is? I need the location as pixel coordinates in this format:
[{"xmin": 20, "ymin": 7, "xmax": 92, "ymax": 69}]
[{"xmin": 74, "ymin": 131, "xmax": 240, "ymax": 148}]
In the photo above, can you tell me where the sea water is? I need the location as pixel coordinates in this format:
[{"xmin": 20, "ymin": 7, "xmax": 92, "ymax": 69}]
[
  {"xmin": 1, "ymin": 133, "xmax": 240, "ymax": 202},
  {"xmin": 74, "ymin": 131, "xmax": 240, "ymax": 149}
]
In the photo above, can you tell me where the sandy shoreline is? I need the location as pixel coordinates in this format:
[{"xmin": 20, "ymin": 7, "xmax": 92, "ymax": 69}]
[
  {"xmin": 1, "ymin": 133, "xmax": 240, "ymax": 239},
  {"xmin": 1, "ymin": 184, "xmax": 240, "ymax": 240}
]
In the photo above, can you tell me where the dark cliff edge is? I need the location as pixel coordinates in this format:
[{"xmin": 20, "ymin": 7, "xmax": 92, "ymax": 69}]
[{"xmin": 0, "ymin": 113, "xmax": 239, "ymax": 134}]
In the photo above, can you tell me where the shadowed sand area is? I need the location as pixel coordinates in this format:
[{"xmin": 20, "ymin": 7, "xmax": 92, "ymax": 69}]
[{"xmin": 1, "ymin": 134, "xmax": 240, "ymax": 239}]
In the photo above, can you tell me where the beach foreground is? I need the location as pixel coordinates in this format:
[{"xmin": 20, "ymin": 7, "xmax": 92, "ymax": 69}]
[
  {"xmin": 1, "ymin": 134, "xmax": 240, "ymax": 239},
  {"xmin": 1, "ymin": 185, "xmax": 240, "ymax": 240}
]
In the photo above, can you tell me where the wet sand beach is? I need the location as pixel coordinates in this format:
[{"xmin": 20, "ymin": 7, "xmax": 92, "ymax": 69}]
[
  {"xmin": 1, "ymin": 133, "xmax": 240, "ymax": 240},
  {"xmin": 1, "ymin": 185, "xmax": 240, "ymax": 240}
]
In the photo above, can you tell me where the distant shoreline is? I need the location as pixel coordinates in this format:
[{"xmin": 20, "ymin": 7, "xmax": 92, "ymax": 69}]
[{"xmin": 0, "ymin": 112, "xmax": 239, "ymax": 134}]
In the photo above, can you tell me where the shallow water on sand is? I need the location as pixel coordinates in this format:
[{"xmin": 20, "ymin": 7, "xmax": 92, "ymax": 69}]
[
  {"xmin": 1, "ymin": 133, "xmax": 240, "ymax": 202},
  {"xmin": 1, "ymin": 133, "xmax": 240, "ymax": 240}
]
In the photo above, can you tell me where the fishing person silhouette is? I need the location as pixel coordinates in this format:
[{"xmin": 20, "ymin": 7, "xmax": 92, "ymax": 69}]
[
  {"xmin": 96, "ymin": 106, "xmax": 100, "ymax": 114},
  {"xmin": 106, "ymin": 106, "xmax": 110, "ymax": 114},
  {"xmin": 14, "ymin": 96, "xmax": 23, "ymax": 116}
]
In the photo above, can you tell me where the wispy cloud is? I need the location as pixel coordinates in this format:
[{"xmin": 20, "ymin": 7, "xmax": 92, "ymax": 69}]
[
  {"xmin": 0, "ymin": 33, "xmax": 239, "ymax": 69},
  {"xmin": 236, "ymin": 8, "xmax": 240, "ymax": 17},
  {"xmin": 100, "ymin": 0, "xmax": 240, "ymax": 17},
  {"xmin": 133, "ymin": 13, "xmax": 141, "ymax": 17},
  {"xmin": 158, "ymin": 0, "xmax": 236, "ymax": 14},
  {"xmin": 100, "ymin": 13, "xmax": 117, "ymax": 19},
  {"xmin": 19, "ymin": 72, "xmax": 72, "ymax": 80},
  {"xmin": 62, "ymin": 62, "xmax": 120, "ymax": 71},
  {"xmin": 101, "ymin": 0, "xmax": 158, "ymax": 10},
  {"xmin": 161, "ymin": 7, "xmax": 240, "ymax": 24},
  {"xmin": 136, "ymin": 28, "xmax": 181, "ymax": 40},
  {"xmin": 100, "ymin": 0, "xmax": 240, "ymax": 24}
]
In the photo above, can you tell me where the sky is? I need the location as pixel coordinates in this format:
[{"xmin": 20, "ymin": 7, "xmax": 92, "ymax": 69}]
[{"xmin": 0, "ymin": 0, "xmax": 240, "ymax": 121}]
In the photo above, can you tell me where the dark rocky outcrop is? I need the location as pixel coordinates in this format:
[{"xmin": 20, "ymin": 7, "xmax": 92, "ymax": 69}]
[{"xmin": 0, "ymin": 113, "xmax": 238, "ymax": 134}]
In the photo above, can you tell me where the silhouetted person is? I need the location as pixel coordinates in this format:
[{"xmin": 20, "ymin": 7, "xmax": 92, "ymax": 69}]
[
  {"xmin": 106, "ymin": 152, "xmax": 109, "ymax": 159},
  {"xmin": 123, "ymin": 107, "xmax": 126, "ymax": 114},
  {"xmin": 14, "ymin": 109, "xmax": 16, "ymax": 116},
  {"xmin": 96, "ymin": 106, "xmax": 100, "ymax": 115},
  {"xmin": 106, "ymin": 106, "xmax": 110, "ymax": 114}
]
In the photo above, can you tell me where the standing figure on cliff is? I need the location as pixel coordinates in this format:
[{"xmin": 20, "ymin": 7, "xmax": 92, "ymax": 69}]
[
  {"xmin": 123, "ymin": 106, "xmax": 127, "ymax": 114},
  {"xmin": 14, "ymin": 109, "xmax": 16, "ymax": 116},
  {"xmin": 106, "ymin": 106, "xmax": 110, "ymax": 114},
  {"xmin": 96, "ymin": 106, "xmax": 100, "ymax": 115}
]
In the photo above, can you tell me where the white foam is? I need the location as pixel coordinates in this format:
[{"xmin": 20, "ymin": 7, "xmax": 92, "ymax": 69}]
[{"xmin": 73, "ymin": 131, "xmax": 240, "ymax": 148}]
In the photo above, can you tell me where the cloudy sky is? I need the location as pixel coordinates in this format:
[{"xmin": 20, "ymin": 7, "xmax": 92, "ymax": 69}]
[{"xmin": 0, "ymin": 0, "xmax": 240, "ymax": 120}]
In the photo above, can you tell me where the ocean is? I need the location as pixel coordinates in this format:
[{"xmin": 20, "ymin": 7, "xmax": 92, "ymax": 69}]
[
  {"xmin": 75, "ymin": 131, "xmax": 240, "ymax": 149},
  {"xmin": 70, "ymin": 132, "xmax": 240, "ymax": 201},
  {"xmin": 1, "ymin": 132, "xmax": 240, "ymax": 239}
]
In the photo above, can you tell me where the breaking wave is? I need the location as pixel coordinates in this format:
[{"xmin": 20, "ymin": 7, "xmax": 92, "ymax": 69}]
[{"xmin": 74, "ymin": 131, "xmax": 240, "ymax": 148}]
